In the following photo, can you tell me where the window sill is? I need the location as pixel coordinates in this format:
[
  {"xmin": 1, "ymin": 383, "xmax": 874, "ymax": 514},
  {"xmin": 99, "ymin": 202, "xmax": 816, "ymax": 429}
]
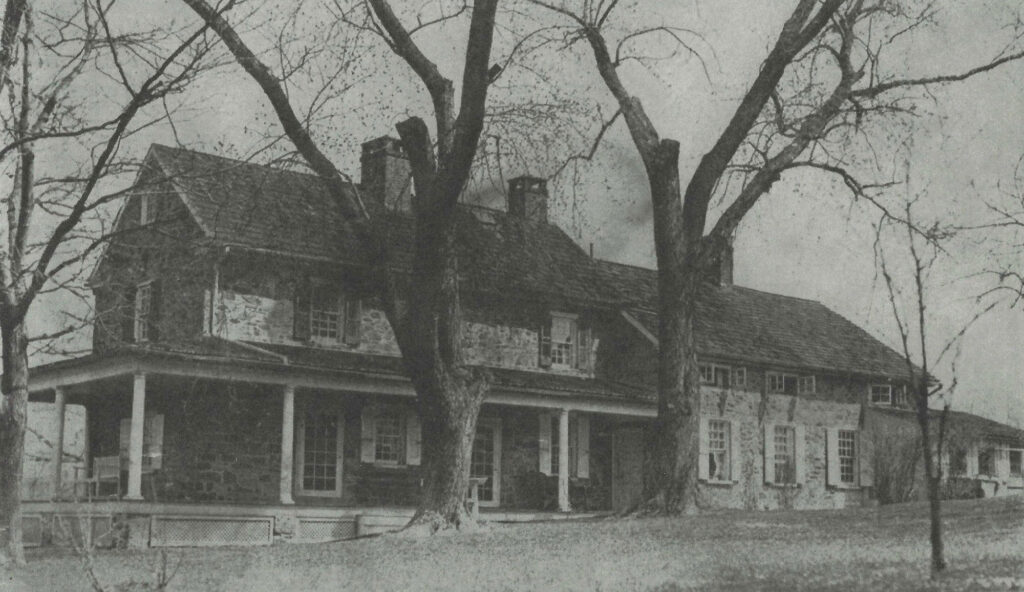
[
  {"xmin": 701, "ymin": 479, "xmax": 737, "ymax": 487},
  {"xmin": 766, "ymin": 483, "xmax": 801, "ymax": 489},
  {"xmin": 367, "ymin": 462, "xmax": 409, "ymax": 470},
  {"xmin": 829, "ymin": 483, "xmax": 861, "ymax": 491}
]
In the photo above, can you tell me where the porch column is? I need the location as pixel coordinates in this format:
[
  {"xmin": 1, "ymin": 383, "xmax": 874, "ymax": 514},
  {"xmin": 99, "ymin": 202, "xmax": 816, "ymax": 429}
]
[
  {"xmin": 558, "ymin": 408, "xmax": 571, "ymax": 512},
  {"xmin": 125, "ymin": 373, "xmax": 146, "ymax": 500},
  {"xmin": 280, "ymin": 384, "xmax": 295, "ymax": 504},
  {"xmin": 52, "ymin": 387, "xmax": 66, "ymax": 499}
]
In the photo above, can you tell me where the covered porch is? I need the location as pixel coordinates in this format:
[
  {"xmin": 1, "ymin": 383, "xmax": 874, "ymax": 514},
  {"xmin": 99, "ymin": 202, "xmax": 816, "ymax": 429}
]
[{"xmin": 25, "ymin": 345, "xmax": 655, "ymax": 546}]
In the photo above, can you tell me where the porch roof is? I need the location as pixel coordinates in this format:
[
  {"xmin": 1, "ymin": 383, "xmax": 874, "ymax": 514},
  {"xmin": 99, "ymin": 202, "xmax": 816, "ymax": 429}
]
[
  {"xmin": 28, "ymin": 338, "xmax": 656, "ymax": 414},
  {"xmin": 868, "ymin": 406, "xmax": 1024, "ymax": 447}
]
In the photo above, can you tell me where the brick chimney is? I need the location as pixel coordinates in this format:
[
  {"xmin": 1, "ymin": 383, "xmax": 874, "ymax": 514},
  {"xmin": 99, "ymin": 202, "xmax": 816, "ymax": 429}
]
[
  {"xmin": 507, "ymin": 176, "xmax": 548, "ymax": 223},
  {"xmin": 360, "ymin": 136, "xmax": 411, "ymax": 212}
]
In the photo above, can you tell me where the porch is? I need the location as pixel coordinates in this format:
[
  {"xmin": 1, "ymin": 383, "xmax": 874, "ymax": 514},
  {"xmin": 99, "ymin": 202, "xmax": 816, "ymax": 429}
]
[{"xmin": 25, "ymin": 346, "xmax": 654, "ymax": 547}]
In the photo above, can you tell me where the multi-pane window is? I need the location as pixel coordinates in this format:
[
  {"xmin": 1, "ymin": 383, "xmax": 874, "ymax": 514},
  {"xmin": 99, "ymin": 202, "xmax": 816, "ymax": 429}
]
[
  {"xmin": 773, "ymin": 425, "xmax": 797, "ymax": 484},
  {"xmin": 699, "ymin": 364, "xmax": 744, "ymax": 388},
  {"xmin": 949, "ymin": 447, "xmax": 968, "ymax": 476},
  {"xmin": 549, "ymin": 416, "xmax": 578, "ymax": 477},
  {"xmin": 134, "ymin": 283, "xmax": 152, "ymax": 342},
  {"xmin": 838, "ymin": 430, "xmax": 856, "ymax": 484},
  {"xmin": 550, "ymin": 314, "xmax": 576, "ymax": 368},
  {"xmin": 1010, "ymin": 450, "xmax": 1022, "ymax": 478},
  {"xmin": 978, "ymin": 448, "xmax": 995, "ymax": 476},
  {"xmin": 374, "ymin": 411, "xmax": 404, "ymax": 464},
  {"xmin": 893, "ymin": 386, "xmax": 909, "ymax": 407},
  {"xmin": 731, "ymin": 367, "xmax": 747, "ymax": 388},
  {"xmin": 870, "ymin": 384, "xmax": 893, "ymax": 406},
  {"xmin": 767, "ymin": 373, "xmax": 797, "ymax": 395},
  {"xmin": 797, "ymin": 375, "xmax": 816, "ymax": 395},
  {"xmin": 471, "ymin": 424, "xmax": 497, "ymax": 502},
  {"xmin": 699, "ymin": 364, "xmax": 715, "ymax": 384},
  {"xmin": 302, "ymin": 413, "xmax": 339, "ymax": 493},
  {"xmin": 309, "ymin": 283, "xmax": 341, "ymax": 341},
  {"xmin": 707, "ymin": 420, "xmax": 731, "ymax": 481}
]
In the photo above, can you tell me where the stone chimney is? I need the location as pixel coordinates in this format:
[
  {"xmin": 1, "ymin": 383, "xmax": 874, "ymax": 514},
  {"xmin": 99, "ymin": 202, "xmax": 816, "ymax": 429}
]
[
  {"xmin": 507, "ymin": 176, "xmax": 548, "ymax": 223},
  {"xmin": 360, "ymin": 136, "xmax": 412, "ymax": 212}
]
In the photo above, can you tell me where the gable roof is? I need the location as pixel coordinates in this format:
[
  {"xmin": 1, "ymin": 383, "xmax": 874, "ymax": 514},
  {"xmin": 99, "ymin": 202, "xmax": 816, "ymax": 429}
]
[
  {"xmin": 870, "ymin": 406, "xmax": 1024, "ymax": 447},
  {"xmin": 597, "ymin": 260, "xmax": 912, "ymax": 379},
  {"xmin": 137, "ymin": 144, "xmax": 911, "ymax": 379},
  {"xmin": 147, "ymin": 144, "xmax": 621, "ymax": 306}
]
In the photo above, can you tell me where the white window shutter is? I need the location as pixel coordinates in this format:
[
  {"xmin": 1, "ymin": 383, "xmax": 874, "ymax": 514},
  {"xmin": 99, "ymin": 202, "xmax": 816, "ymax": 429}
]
[
  {"xmin": 763, "ymin": 423, "xmax": 776, "ymax": 484},
  {"xmin": 144, "ymin": 414, "xmax": 164, "ymax": 470},
  {"xmin": 406, "ymin": 410, "xmax": 422, "ymax": 466},
  {"xmin": 858, "ymin": 430, "xmax": 874, "ymax": 487},
  {"xmin": 538, "ymin": 412, "xmax": 552, "ymax": 475},
  {"xmin": 360, "ymin": 405, "xmax": 376, "ymax": 463},
  {"xmin": 966, "ymin": 443, "xmax": 978, "ymax": 476},
  {"xmin": 576, "ymin": 328, "xmax": 592, "ymax": 372},
  {"xmin": 698, "ymin": 417, "xmax": 710, "ymax": 481},
  {"xmin": 794, "ymin": 425, "xmax": 806, "ymax": 484},
  {"xmin": 826, "ymin": 428, "xmax": 840, "ymax": 487},
  {"xmin": 730, "ymin": 420, "xmax": 743, "ymax": 483},
  {"xmin": 576, "ymin": 415, "xmax": 590, "ymax": 478}
]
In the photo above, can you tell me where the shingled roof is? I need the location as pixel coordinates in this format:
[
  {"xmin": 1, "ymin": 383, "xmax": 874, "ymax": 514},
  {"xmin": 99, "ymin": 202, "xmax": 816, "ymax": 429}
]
[
  {"xmin": 142, "ymin": 143, "xmax": 911, "ymax": 380},
  {"xmin": 597, "ymin": 260, "xmax": 912, "ymax": 379},
  {"xmin": 147, "ymin": 144, "xmax": 621, "ymax": 306}
]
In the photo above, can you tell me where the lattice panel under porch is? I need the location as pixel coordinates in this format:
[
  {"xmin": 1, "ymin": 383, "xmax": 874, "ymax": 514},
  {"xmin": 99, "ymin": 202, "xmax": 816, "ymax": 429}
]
[{"xmin": 150, "ymin": 515, "xmax": 273, "ymax": 547}]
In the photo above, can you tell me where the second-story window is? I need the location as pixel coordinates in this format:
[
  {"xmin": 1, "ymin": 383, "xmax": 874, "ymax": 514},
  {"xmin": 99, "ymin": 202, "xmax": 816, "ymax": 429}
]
[
  {"xmin": 139, "ymin": 194, "xmax": 158, "ymax": 225},
  {"xmin": 294, "ymin": 278, "xmax": 362, "ymax": 347},
  {"xmin": 870, "ymin": 384, "xmax": 893, "ymax": 406},
  {"xmin": 309, "ymin": 283, "xmax": 341, "ymax": 342},
  {"xmin": 134, "ymin": 282, "xmax": 152, "ymax": 342},
  {"xmin": 539, "ymin": 313, "xmax": 592, "ymax": 371}
]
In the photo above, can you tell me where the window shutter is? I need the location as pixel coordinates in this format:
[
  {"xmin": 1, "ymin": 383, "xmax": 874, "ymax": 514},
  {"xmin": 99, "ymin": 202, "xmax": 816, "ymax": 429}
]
[
  {"xmin": 576, "ymin": 327, "xmax": 592, "ymax": 372},
  {"xmin": 538, "ymin": 412, "xmax": 552, "ymax": 475},
  {"xmin": 995, "ymin": 448, "xmax": 1010, "ymax": 478},
  {"xmin": 293, "ymin": 278, "xmax": 311, "ymax": 342},
  {"xmin": 343, "ymin": 298, "xmax": 362, "ymax": 347},
  {"xmin": 123, "ymin": 286, "xmax": 137, "ymax": 342},
  {"xmin": 794, "ymin": 425, "xmax": 806, "ymax": 484},
  {"xmin": 763, "ymin": 423, "xmax": 776, "ymax": 484},
  {"xmin": 698, "ymin": 417, "xmax": 710, "ymax": 481},
  {"xmin": 966, "ymin": 443, "xmax": 978, "ymax": 476},
  {"xmin": 144, "ymin": 414, "xmax": 164, "ymax": 470},
  {"xmin": 148, "ymin": 281, "xmax": 162, "ymax": 342},
  {"xmin": 826, "ymin": 428, "xmax": 840, "ymax": 487},
  {"xmin": 360, "ymin": 405, "xmax": 376, "ymax": 463},
  {"xmin": 730, "ymin": 420, "xmax": 743, "ymax": 483},
  {"xmin": 858, "ymin": 431, "xmax": 874, "ymax": 488},
  {"xmin": 538, "ymin": 321, "xmax": 552, "ymax": 368},
  {"xmin": 576, "ymin": 415, "xmax": 590, "ymax": 478},
  {"xmin": 405, "ymin": 410, "xmax": 422, "ymax": 466}
]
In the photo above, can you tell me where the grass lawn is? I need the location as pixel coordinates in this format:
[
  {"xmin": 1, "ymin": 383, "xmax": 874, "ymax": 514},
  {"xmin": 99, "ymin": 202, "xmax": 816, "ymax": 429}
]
[{"xmin": 4, "ymin": 496, "xmax": 1022, "ymax": 591}]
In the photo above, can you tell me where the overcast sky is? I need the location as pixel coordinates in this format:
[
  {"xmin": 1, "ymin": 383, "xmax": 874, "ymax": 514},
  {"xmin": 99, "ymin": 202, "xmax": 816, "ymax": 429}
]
[{"xmin": 28, "ymin": 0, "xmax": 1024, "ymax": 425}]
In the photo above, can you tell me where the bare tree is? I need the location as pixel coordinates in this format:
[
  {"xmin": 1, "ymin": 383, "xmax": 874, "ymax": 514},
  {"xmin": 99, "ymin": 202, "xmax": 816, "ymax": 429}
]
[
  {"xmin": 533, "ymin": 0, "xmax": 1024, "ymax": 513},
  {"xmin": 874, "ymin": 191, "xmax": 998, "ymax": 575},
  {"xmin": 182, "ymin": 0, "xmax": 503, "ymax": 531},
  {"xmin": 0, "ymin": 0, "xmax": 215, "ymax": 565}
]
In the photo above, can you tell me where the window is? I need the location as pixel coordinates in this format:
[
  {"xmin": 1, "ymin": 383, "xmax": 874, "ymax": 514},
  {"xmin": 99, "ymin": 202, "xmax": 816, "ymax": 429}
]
[
  {"xmin": 374, "ymin": 411, "xmax": 405, "ymax": 464},
  {"xmin": 978, "ymin": 447, "xmax": 995, "ymax": 477},
  {"xmin": 767, "ymin": 372, "xmax": 798, "ymax": 395},
  {"xmin": 949, "ymin": 447, "xmax": 968, "ymax": 476},
  {"xmin": 797, "ymin": 375, "xmax": 816, "ymax": 395},
  {"xmin": 870, "ymin": 384, "xmax": 893, "ymax": 406},
  {"xmin": 699, "ymin": 363, "xmax": 744, "ymax": 388},
  {"xmin": 470, "ymin": 421, "xmax": 501, "ymax": 505},
  {"xmin": 838, "ymin": 430, "xmax": 856, "ymax": 484},
  {"xmin": 540, "ymin": 313, "xmax": 592, "ymax": 371},
  {"xmin": 1010, "ymin": 450, "xmax": 1022, "ymax": 478},
  {"xmin": 309, "ymin": 283, "xmax": 341, "ymax": 342},
  {"xmin": 550, "ymin": 314, "xmax": 576, "ymax": 368},
  {"xmin": 893, "ymin": 386, "xmax": 908, "ymax": 407},
  {"xmin": 539, "ymin": 413, "xmax": 590, "ymax": 478},
  {"xmin": 299, "ymin": 412, "xmax": 342, "ymax": 495},
  {"xmin": 707, "ymin": 420, "xmax": 731, "ymax": 481},
  {"xmin": 133, "ymin": 282, "xmax": 152, "ymax": 342},
  {"xmin": 773, "ymin": 425, "xmax": 797, "ymax": 484},
  {"xmin": 550, "ymin": 415, "xmax": 579, "ymax": 477}
]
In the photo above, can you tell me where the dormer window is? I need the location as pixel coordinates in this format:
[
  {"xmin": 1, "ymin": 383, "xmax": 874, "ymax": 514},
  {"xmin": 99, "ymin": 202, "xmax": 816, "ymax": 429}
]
[
  {"xmin": 698, "ymin": 363, "xmax": 745, "ymax": 388},
  {"xmin": 293, "ymin": 278, "xmax": 362, "ymax": 347},
  {"xmin": 539, "ymin": 312, "xmax": 592, "ymax": 371},
  {"xmin": 134, "ymin": 282, "xmax": 152, "ymax": 342},
  {"xmin": 767, "ymin": 372, "xmax": 815, "ymax": 395}
]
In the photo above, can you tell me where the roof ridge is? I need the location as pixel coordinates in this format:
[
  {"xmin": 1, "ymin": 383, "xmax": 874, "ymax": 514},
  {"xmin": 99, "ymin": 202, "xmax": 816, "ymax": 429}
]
[{"xmin": 150, "ymin": 143, "xmax": 327, "ymax": 182}]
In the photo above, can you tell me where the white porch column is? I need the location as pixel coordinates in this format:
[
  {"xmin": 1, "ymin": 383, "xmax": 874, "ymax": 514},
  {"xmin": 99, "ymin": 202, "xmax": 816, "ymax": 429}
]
[
  {"xmin": 558, "ymin": 408, "xmax": 571, "ymax": 512},
  {"xmin": 280, "ymin": 385, "xmax": 296, "ymax": 504},
  {"xmin": 52, "ymin": 387, "xmax": 66, "ymax": 499},
  {"xmin": 125, "ymin": 373, "xmax": 146, "ymax": 500}
]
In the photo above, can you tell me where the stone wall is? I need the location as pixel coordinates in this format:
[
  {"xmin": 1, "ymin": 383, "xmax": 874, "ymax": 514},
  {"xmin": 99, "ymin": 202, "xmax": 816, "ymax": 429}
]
[{"xmin": 697, "ymin": 387, "xmax": 867, "ymax": 510}]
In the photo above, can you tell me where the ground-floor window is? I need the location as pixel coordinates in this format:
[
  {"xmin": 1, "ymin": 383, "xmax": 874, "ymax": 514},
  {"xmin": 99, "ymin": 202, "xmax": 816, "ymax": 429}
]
[
  {"xmin": 707, "ymin": 419, "xmax": 731, "ymax": 481},
  {"xmin": 838, "ymin": 429, "xmax": 856, "ymax": 484},
  {"xmin": 978, "ymin": 447, "xmax": 995, "ymax": 477},
  {"xmin": 773, "ymin": 425, "xmax": 797, "ymax": 485},
  {"xmin": 1010, "ymin": 450, "xmax": 1022, "ymax": 478},
  {"xmin": 298, "ymin": 411, "xmax": 342, "ymax": 496},
  {"xmin": 374, "ymin": 411, "xmax": 405, "ymax": 465}
]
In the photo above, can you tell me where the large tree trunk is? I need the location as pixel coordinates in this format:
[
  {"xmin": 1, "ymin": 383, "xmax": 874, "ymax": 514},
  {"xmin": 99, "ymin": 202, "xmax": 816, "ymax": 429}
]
[
  {"xmin": 399, "ymin": 204, "xmax": 488, "ymax": 532},
  {"xmin": 640, "ymin": 141, "xmax": 703, "ymax": 514},
  {"xmin": 914, "ymin": 389, "xmax": 946, "ymax": 575},
  {"xmin": 0, "ymin": 319, "xmax": 29, "ymax": 566}
]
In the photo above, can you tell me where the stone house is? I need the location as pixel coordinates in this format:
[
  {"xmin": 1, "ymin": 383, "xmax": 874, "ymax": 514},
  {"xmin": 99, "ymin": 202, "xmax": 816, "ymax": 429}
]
[{"xmin": 19, "ymin": 138, "xmax": 1019, "ymax": 547}]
